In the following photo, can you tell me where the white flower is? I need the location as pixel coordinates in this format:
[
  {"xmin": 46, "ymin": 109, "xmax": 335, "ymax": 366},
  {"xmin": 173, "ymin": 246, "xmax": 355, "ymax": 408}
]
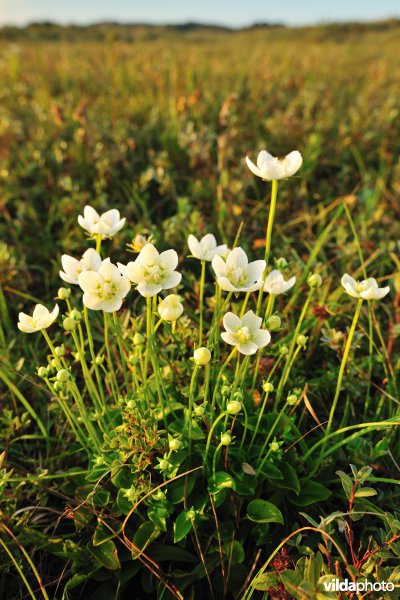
[
  {"xmin": 221, "ymin": 310, "xmax": 271, "ymax": 355},
  {"xmin": 188, "ymin": 234, "xmax": 227, "ymax": 262},
  {"xmin": 78, "ymin": 206, "xmax": 126, "ymax": 238},
  {"xmin": 246, "ymin": 150, "xmax": 302, "ymax": 181},
  {"xmin": 78, "ymin": 262, "xmax": 130, "ymax": 312},
  {"xmin": 212, "ymin": 247, "xmax": 265, "ymax": 293},
  {"xmin": 18, "ymin": 304, "xmax": 59, "ymax": 333},
  {"xmin": 118, "ymin": 243, "xmax": 181, "ymax": 298},
  {"xmin": 341, "ymin": 274, "xmax": 390, "ymax": 300},
  {"xmin": 59, "ymin": 248, "xmax": 110, "ymax": 285},
  {"xmin": 264, "ymin": 269, "xmax": 296, "ymax": 295},
  {"xmin": 158, "ymin": 294, "xmax": 183, "ymax": 321}
]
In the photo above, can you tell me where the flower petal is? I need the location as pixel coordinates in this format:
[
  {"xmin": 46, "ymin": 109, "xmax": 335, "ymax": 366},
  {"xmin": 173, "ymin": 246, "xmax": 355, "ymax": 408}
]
[
  {"xmin": 159, "ymin": 249, "xmax": 178, "ymax": 271},
  {"xmin": 162, "ymin": 271, "xmax": 182, "ymax": 290},
  {"xmin": 226, "ymin": 247, "xmax": 248, "ymax": 271},
  {"xmin": 241, "ymin": 310, "xmax": 262, "ymax": 332},
  {"xmin": 245, "ymin": 156, "xmax": 262, "ymax": 178},
  {"xmin": 252, "ymin": 329, "xmax": 271, "ymax": 348},
  {"xmin": 282, "ymin": 150, "xmax": 302, "ymax": 177},
  {"xmin": 137, "ymin": 282, "xmax": 162, "ymax": 297},
  {"xmin": 221, "ymin": 331, "xmax": 238, "ymax": 346},
  {"xmin": 223, "ymin": 311, "xmax": 242, "ymax": 333},
  {"xmin": 237, "ymin": 341, "xmax": 258, "ymax": 355}
]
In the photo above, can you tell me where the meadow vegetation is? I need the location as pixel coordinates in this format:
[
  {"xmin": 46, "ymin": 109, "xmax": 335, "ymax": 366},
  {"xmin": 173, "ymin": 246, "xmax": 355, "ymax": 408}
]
[{"xmin": 0, "ymin": 21, "xmax": 400, "ymax": 600}]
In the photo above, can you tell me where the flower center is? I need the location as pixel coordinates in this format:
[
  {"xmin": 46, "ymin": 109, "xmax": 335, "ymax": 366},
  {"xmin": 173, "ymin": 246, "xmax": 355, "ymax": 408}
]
[
  {"xmin": 355, "ymin": 281, "xmax": 368, "ymax": 293},
  {"xmin": 236, "ymin": 326, "xmax": 251, "ymax": 343},
  {"xmin": 98, "ymin": 280, "xmax": 116, "ymax": 300},
  {"xmin": 227, "ymin": 267, "xmax": 248, "ymax": 287},
  {"xmin": 144, "ymin": 263, "xmax": 163, "ymax": 283}
]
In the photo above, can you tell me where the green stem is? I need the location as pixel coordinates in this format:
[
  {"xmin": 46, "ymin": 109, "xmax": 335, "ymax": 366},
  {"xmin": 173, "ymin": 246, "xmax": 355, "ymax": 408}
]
[
  {"xmin": 113, "ymin": 311, "xmax": 129, "ymax": 393},
  {"xmin": 256, "ymin": 179, "xmax": 279, "ymax": 315},
  {"xmin": 95, "ymin": 234, "xmax": 102, "ymax": 254},
  {"xmin": 188, "ymin": 365, "xmax": 200, "ymax": 461},
  {"xmin": 256, "ymin": 402, "xmax": 288, "ymax": 477},
  {"xmin": 199, "ymin": 260, "xmax": 206, "ymax": 346},
  {"xmin": 211, "ymin": 347, "xmax": 237, "ymax": 414},
  {"xmin": 319, "ymin": 298, "xmax": 363, "ymax": 465},
  {"xmin": 204, "ymin": 411, "xmax": 228, "ymax": 467}
]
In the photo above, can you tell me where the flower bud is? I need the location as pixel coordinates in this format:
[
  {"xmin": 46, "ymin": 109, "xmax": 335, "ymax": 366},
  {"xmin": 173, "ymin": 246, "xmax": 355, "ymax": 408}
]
[
  {"xmin": 133, "ymin": 333, "xmax": 145, "ymax": 346},
  {"xmin": 270, "ymin": 441, "xmax": 280, "ymax": 452},
  {"xmin": 221, "ymin": 385, "xmax": 230, "ymax": 397},
  {"xmin": 63, "ymin": 317, "xmax": 76, "ymax": 331},
  {"xmin": 275, "ymin": 257, "xmax": 288, "ymax": 270},
  {"xmin": 126, "ymin": 400, "xmax": 135, "ymax": 410},
  {"xmin": 193, "ymin": 347, "xmax": 211, "ymax": 366},
  {"xmin": 69, "ymin": 309, "xmax": 81, "ymax": 321},
  {"xmin": 95, "ymin": 355, "xmax": 104, "ymax": 365},
  {"xmin": 226, "ymin": 400, "xmax": 242, "ymax": 415},
  {"xmin": 194, "ymin": 405, "xmax": 205, "ymax": 417},
  {"xmin": 56, "ymin": 369, "xmax": 70, "ymax": 382},
  {"xmin": 279, "ymin": 345, "xmax": 289, "ymax": 355},
  {"xmin": 287, "ymin": 393, "xmax": 298, "ymax": 405},
  {"xmin": 49, "ymin": 358, "xmax": 58, "ymax": 369},
  {"xmin": 37, "ymin": 366, "xmax": 49, "ymax": 378},
  {"xmin": 187, "ymin": 507, "xmax": 196, "ymax": 520},
  {"xmin": 262, "ymin": 381, "xmax": 274, "ymax": 393},
  {"xmin": 159, "ymin": 459, "xmax": 170, "ymax": 470},
  {"xmin": 308, "ymin": 273, "xmax": 322, "ymax": 289},
  {"xmin": 53, "ymin": 381, "xmax": 63, "ymax": 392},
  {"xmin": 73, "ymin": 351, "xmax": 82, "ymax": 362},
  {"xmin": 266, "ymin": 315, "xmax": 281, "ymax": 331},
  {"xmin": 54, "ymin": 345, "xmax": 65, "ymax": 357},
  {"xmin": 297, "ymin": 334, "xmax": 308, "ymax": 347},
  {"xmin": 57, "ymin": 287, "xmax": 71, "ymax": 300},
  {"xmin": 169, "ymin": 438, "xmax": 181, "ymax": 451},
  {"xmin": 220, "ymin": 432, "xmax": 232, "ymax": 446},
  {"xmin": 128, "ymin": 354, "xmax": 139, "ymax": 366},
  {"xmin": 95, "ymin": 456, "xmax": 104, "ymax": 466}
]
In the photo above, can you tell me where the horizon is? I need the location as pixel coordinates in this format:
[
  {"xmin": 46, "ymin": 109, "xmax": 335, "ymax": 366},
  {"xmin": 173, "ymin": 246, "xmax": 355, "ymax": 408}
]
[{"xmin": 1, "ymin": 0, "xmax": 399, "ymax": 28}]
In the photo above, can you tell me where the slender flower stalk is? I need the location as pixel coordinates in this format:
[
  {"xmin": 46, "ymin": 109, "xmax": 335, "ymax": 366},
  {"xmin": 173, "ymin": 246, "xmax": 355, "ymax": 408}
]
[
  {"xmin": 320, "ymin": 298, "xmax": 364, "ymax": 462},
  {"xmin": 199, "ymin": 259, "xmax": 206, "ymax": 346},
  {"xmin": 256, "ymin": 179, "xmax": 279, "ymax": 315},
  {"xmin": 256, "ymin": 401, "xmax": 289, "ymax": 477}
]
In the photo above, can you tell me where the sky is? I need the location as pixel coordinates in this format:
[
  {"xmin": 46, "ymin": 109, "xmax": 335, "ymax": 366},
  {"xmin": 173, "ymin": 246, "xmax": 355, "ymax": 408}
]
[{"xmin": 1, "ymin": 0, "xmax": 399, "ymax": 28}]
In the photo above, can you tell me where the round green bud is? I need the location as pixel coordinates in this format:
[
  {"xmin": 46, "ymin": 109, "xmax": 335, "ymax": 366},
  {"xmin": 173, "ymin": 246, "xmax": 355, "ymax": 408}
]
[
  {"xmin": 193, "ymin": 347, "xmax": 211, "ymax": 366},
  {"xmin": 270, "ymin": 441, "xmax": 280, "ymax": 452},
  {"xmin": 49, "ymin": 358, "xmax": 58, "ymax": 369},
  {"xmin": 37, "ymin": 366, "xmax": 49, "ymax": 378},
  {"xmin": 54, "ymin": 345, "xmax": 65, "ymax": 357},
  {"xmin": 73, "ymin": 352, "xmax": 82, "ymax": 362},
  {"xmin": 159, "ymin": 459, "xmax": 170, "ymax": 470},
  {"xmin": 133, "ymin": 333, "xmax": 145, "ymax": 346},
  {"xmin": 287, "ymin": 394, "xmax": 298, "ymax": 405},
  {"xmin": 63, "ymin": 317, "xmax": 76, "ymax": 331},
  {"xmin": 194, "ymin": 405, "xmax": 205, "ymax": 417},
  {"xmin": 128, "ymin": 354, "xmax": 139, "ymax": 366},
  {"xmin": 262, "ymin": 381, "xmax": 274, "ymax": 393},
  {"xmin": 95, "ymin": 355, "xmax": 104, "ymax": 365},
  {"xmin": 95, "ymin": 456, "xmax": 104, "ymax": 466},
  {"xmin": 187, "ymin": 508, "xmax": 196, "ymax": 520},
  {"xmin": 221, "ymin": 385, "xmax": 231, "ymax": 397},
  {"xmin": 58, "ymin": 287, "xmax": 71, "ymax": 300},
  {"xmin": 226, "ymin": 400, "xmax": 242, "ymax": 415},
  {"xmin": 126, "ymin": 400, "xmax": 135, "ymax": 410},
  {"xmin": 53, "ymin": 381, "xmax": 63, "ymax": 392},
  {"xmin": 220, "ymin": 432, "xmax": 232, "ymax": 446},
  {"xmin": 69, "ymin": 309, "xmax": 81, "ymax": 321},
  {"xmin": 308, "ymin": 273, "xmax": 322, "ymax": 289},
  {"xmin": 297, "ymin": 334, "xmax": 308, "ymax": 347},
  {"xmin": 169, "ymin": 438, "xmax": 181, "ymax": 451},
  {"xmin": 279, "ymin": 345, "xmax": 289, "ymax": 355},
  {"xmin": 266, "ymin": 315, "xmax": 281, "ymax": 331},
  {"xmin": 56, "ymin": 369, "xmax": 70, "ymax": 382}
]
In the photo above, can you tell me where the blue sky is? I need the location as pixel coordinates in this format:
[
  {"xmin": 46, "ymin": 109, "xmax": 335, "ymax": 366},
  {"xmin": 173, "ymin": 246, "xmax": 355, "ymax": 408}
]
[{"xmin": 1, "ymin": 0, "xmax": 400, "ymax": 27}]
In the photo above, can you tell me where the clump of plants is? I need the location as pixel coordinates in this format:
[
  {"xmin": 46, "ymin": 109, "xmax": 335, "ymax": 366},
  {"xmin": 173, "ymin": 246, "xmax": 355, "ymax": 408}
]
[{"xmin": 2, "ymin": 147, "xmax": 399, "ymax": 599}]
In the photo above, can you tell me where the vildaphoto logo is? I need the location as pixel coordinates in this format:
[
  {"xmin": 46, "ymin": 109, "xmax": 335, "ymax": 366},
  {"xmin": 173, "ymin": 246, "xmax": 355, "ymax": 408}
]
[{"xmin": 323, "ymin": 578, "xmax": 395, "ymax": 592}]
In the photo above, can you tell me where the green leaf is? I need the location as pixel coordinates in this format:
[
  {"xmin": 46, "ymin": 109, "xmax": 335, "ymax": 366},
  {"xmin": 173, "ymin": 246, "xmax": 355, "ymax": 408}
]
[
  {"xmin": 93, "ymin": 522, "xmax": 117, "ymax": 547},
  {"xmin": 131, "ymin": 521, "xmax": 160, "ymax": 559},
  {"xmin": 168, "ymin": 474, "xmax": 197, "ymax": 503},
  {"xmin": 252, "ymin": 572, "xmax": 280, "ymax": 591},
  {"xmin": 208, "ymin": 471, "xmax": 236, "ymax": 494},
  {"xmin": 88, "ymin": 539, "xmax": 120, "ymax": 570},
  {"xmin": 273, "ymin": 462, "xmax": 300, "ymax": 494},
  {"xmin": 279, "ymin": 570, "xmax": 303, "ymax": 597},
  {"xmin": 224, "ymin": 540, "xmax": 245, "ymax": 564},
  {"xmin": 336, "ymin": 470, "xmax": 353, "ymax": 500},
  {"xmin": 174, "ymin": 511, "xmax": 194, "ymax": 543},
  {"xmin": 288, "ymin": 480, "xmax": 331, "ymax": 507},
  {"xmin": 246, "ymin": 499, "xmax": 284, "ymax": 525},
  {"xmin": 354, "ymin": 487, "xmax": 377, "ymax": 497}
]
